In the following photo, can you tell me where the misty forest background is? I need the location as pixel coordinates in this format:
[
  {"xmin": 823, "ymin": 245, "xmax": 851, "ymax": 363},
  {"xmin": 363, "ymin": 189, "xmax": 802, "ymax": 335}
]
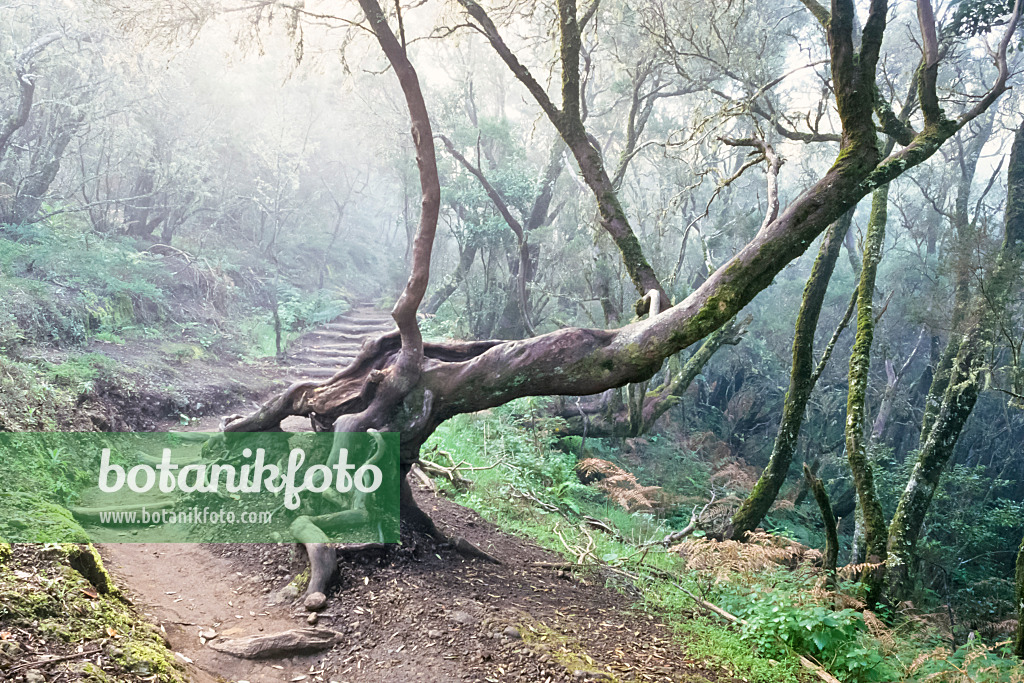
[{"xmin": 1, "ymin": 0, "xmax": 1023, "ymax": 681}]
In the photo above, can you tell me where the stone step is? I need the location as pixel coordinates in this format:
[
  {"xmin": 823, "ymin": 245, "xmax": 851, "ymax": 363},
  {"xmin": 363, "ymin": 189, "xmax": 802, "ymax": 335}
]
[
  {"xmin": 295, "ymin": 342, "xmax": 364, "ymax": 354},
  {"xmin": 289, "ymin": 354, "xmax": 356, "ymax": 366},
  {"xmin": 291, "ymin": 366, "xmax": 346, "ymax": 378},
  {"xmin": 320, "ymin": 321, "xmax": 395, "ymax": 334},
  {"xmin": 343, "ymin": 311, "xmax": 392, "ymax": 321}
]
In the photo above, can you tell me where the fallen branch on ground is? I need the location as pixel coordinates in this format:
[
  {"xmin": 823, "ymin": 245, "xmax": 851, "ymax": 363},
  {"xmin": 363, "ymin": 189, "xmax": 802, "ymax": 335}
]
[
  {"xmin": 6, "ymin": 647, "xmax": 103, "ymax": 675},
  {"xmin": 417, "ymin": 449, "xmax": 502, "ymax": 489},
  {"xmin": 660, "ymin": 492, "xmax": 717, "ymax": 546}
]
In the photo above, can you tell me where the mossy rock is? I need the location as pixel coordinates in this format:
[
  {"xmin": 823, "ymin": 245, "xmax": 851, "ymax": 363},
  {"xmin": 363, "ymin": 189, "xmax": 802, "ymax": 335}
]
[
  {"xmin": 0, "ymin": 545, "xmax": 186, "ymax": 682},
  {"xmin": 0, "ymin": 537, "xmax": 10, "ymax": 564},
  {"xmin": 65, "ymin": 544, "xmax": 120, "ymax": 596},
  {"xmin": 79, "ymin": 662, "xmax": 113, "ymax": 682},
  {"xmin": 0, "ymin": 492, "xmax": 89, "ymax": 543}
]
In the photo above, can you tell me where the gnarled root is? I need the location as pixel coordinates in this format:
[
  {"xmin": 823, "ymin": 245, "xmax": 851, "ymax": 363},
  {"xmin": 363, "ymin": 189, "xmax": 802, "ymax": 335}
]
[
  {"xmin": 290, "ymin": 516, "xmax": 336, "ymax": 611},
  {"xmin": 400, "ymin": 468, "xmax": 500, "ymax": 564}
]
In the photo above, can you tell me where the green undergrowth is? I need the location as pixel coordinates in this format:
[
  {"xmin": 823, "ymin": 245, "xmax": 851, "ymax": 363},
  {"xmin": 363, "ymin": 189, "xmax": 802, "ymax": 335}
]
[
  {"xmin": 0, "ymin": 543, "xmax": 186, "ymax": 682},
  {"xmin": 0, "ymin": 218, "xmax": 350, "ymax": 367},
  {"xmin": 425, "ymin": 401, "xmax": 807, "ymax": 683},
  {"xmin": 424, "ymin": 400, "xmax": 1024, "ymax": 683},
  {"xmin": 0, "ymin": 426, "xmax": 101, "ymax": 544}
]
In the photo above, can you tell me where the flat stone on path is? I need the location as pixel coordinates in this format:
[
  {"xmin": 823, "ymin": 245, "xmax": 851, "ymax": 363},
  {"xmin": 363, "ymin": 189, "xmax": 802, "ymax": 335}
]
[{"xmin": 207, "ymin": 628, "xmax": 340, "ymax": 659}]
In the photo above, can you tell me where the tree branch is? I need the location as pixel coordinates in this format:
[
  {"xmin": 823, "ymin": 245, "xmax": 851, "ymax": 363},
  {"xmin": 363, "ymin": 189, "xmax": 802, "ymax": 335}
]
[
  {"xmin": 455, "ymin": 0, "xmax": 561, "ymax": 121},
  {"xmin": 358, "ymin": 0, "xmax": 440, "ymax": 363},
  {"xmin": 798, "ymin": 0, "xmax": 830, "ymax": 27},
  {"xmin": 438, "ymin": 133, "xmax": 535, "ymax": 335}
]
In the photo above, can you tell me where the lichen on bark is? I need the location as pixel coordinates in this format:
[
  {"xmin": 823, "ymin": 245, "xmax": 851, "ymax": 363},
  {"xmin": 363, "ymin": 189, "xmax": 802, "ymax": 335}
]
[
  {"xmin": 844, "ymin": 183, "xmax": 891, "ymax": 600},
  {"xmin": 730, "ymin": 208, "xmax": 854, "ymax": 539}
]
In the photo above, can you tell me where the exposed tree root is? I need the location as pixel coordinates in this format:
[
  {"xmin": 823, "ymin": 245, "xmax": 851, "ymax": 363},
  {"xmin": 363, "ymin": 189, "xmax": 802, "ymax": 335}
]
[
  {"xmin": 290, "ymin": 517, "xmax": 336, "ymax": 610},
  {"xmin": 400, "ymin": 471, "xmax": 501, "ymax": 564}
]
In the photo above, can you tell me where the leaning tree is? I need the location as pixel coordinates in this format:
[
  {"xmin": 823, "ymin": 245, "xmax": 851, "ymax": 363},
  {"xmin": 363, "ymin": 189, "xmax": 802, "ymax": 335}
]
[{"xmin": 209, "ymin": 0, "xmax": 1021, "ymax": 602}]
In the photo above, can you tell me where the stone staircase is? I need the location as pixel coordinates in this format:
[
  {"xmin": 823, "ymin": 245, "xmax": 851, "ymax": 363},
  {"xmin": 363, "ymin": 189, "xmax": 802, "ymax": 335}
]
[{"xmin": 287, "ymin": 304, "xmax": 396, "ymax": 379}]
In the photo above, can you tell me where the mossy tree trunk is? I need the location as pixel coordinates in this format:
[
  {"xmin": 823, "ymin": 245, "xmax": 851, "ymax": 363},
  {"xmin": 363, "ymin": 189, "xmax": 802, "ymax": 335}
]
[
  {"xmin": 885, "ymin": 117, "xmax": 1024, "ymax": 603},
  {"xmin": 552, "ymin": 316, "xmax": 746, "ymax": 438},
  {"xmin": 729, "ymin": 209, "xmax": 854, "ymax": 539},
  {"xmin": 1015, "ymin": 531, "xmax": 1024, "ymax": 658},
  {"xmin": 804, "ymin": 463, "xmax": 838, "ymax": 575},
  {"xmin": 844, "ymin": 183, "xmax": 891, "ymax": 600},
  {"xmin": 919, "ymin": 114, "xmax": 995, "ymax": 439}
]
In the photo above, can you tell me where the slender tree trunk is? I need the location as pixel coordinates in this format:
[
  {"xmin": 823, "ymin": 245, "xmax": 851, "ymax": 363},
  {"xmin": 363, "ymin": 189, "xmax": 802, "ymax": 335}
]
[
  {"xmin": 423, "ymin": 243, "xmax": 477, "ymax": 315},
  {"xmin": 920, "ymin": 115, "xmax": 995, "ymax": 440},
  {"xmin": 885, "ymin": 117, "xmax": 1024, "ymax": 602},
  {"xmin": 729, "ymin": 208, "xmax": 854, "ymax": 539},
  {"xmin": 845, "ymin": 183, "xmax": 891, "ymax": 599},
  {"xmin": 870, "ymin": 329, "xmax": 926, "ymax": 443},
  {"xmin": 1015, "ymin": 530, "xmax": 1024, "ymax": 658},
  {"xmin": 456, "ymin": 0, "xmax": 668, "ymax": 310},
  {"xmin": 0, "ymin": 33, "xmax": 60, "ymax": 164},
  {"xmin": 6, "ymin": 119, "xmax": 79, "ymax": 225},
  {"xmin": 804, "ymin": 463, "xmax": 838, "ymax": 575}
]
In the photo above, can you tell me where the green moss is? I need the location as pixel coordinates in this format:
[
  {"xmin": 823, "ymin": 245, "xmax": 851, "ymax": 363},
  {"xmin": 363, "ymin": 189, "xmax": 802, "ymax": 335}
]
[
  {"xmin": 0, "ymin": 546, "xmax": 186, "ymax": 682},
  {"xmin": 119, "ymin": 638, "xmax": 183, "ymax": 678},
  {"xmin": 65, "ymin": 544, "xmax": 120, "ymax": 596},
  {"xmin": 80, "ymin": 662, "xmax": 113, "ymax": 682},
  {"xmin": 0, "ymin": 537, "xmax": 10, "ymax": 564},
  {"xmin": 289, "ymin": 566, "xmax": 311, "ymax": 593},
  {"xmin": 0, "ymin": 492, "xmax": 90, "ymax": 543},
  {"xmin": 521, "ymin": 621, "xmax": 625, "ymax": 682}
]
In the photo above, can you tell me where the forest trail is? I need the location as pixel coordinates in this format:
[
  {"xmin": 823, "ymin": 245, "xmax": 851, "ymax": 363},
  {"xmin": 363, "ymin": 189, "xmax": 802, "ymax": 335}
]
[
  {"xmin": 286, "ymin": 304, "xmax": 397, "ymax": 381},
  {"xmin": 97, "ymin": 309, "xmax": 721, "ymax": 683},
  {"xmin": 100, "ymin": 500, "xmax": 720, "ymax": 683}
]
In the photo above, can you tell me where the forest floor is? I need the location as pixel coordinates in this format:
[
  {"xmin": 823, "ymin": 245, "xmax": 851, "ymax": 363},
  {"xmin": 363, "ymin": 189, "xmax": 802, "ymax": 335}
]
[
  {"xmin": 99, "ymin": 495, "xmax": 726, "ymax": 683},
  {"xmin": 91, "ymin": 305, "xmax": 728, "ymax": 683}
]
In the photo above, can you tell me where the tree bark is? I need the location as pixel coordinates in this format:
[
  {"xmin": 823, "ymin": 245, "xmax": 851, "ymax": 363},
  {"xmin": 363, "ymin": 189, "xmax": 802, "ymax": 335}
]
[
  {"xmin": 729, "ymin": 208, "xmax": 853, "ymax": 539},
  {"xmin": 1015, "ymin": 530, "xmax": 1024, "ymax": 658},
  {"xmin": 553, "ymin": 316, "xmax": 744, "ymax": 438},
  {"xmin": 844, "ymin": 183, "xmax": 891, "ymax": 599},
  {"xmin": 804, "ymin": 463, "xmax": 838, "ymax": 575},
  {"xmin": 885, "ymin": 116, "xmax": 1024, "ymax": 603}
]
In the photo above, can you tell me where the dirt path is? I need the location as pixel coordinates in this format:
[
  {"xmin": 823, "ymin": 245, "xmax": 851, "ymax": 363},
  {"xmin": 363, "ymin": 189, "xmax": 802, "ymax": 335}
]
[
  {"xmin": 99, "ymin": 544, "xmax": 315, "ymax": 683},
  {"xmin": 287, "ymin": 304, "xmax": 396, "ymax": 381},
  {"xmin": 101, "ymin": 495, "xmax": 720, "ymax": 683},
  {"xmin": 98, "ymin": 306, "xmax": 721, "ymax": 683}
]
